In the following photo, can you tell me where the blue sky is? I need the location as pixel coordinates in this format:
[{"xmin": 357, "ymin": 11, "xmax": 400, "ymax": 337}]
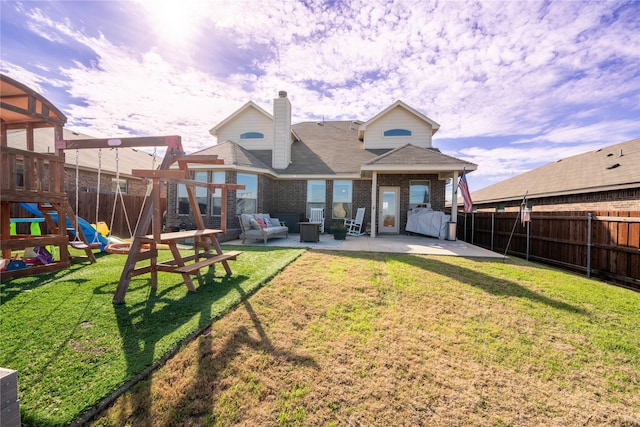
[{"xmin": 2, "ymin": 0, "xmax": 639, "ymax": 192}]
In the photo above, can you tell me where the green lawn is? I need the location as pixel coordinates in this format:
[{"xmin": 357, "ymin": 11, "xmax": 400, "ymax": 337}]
[
  {"xmin": 2, "ymin": 248, "xmax": 639, "ymax": 426},
  {"xmin": 93, "ymin": 252, "xmax": 640, "ymax": 426},
  {"xmin": 0, "ymin": 247, "xmax": 304, "ymax": 426}
]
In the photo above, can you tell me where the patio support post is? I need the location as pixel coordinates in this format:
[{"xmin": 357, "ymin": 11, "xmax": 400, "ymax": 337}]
[{"xmin": 371, "ymin": 171, "xmax": 377, "ymax": 238}]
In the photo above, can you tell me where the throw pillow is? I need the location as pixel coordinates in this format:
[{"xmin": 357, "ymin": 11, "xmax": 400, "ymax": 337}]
[
  {"xmin": 270, "ymin": 217, "xmax": 281, "ymax": 227},
  {"xmin": 249, "ymin": 218, "xmax": 261, "ymax": 229},
  {"xmin": 256, "ymin": 218, "xmax": 268, "ymax": 229}
]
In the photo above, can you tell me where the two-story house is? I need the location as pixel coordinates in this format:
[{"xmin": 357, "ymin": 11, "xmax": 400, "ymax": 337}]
[{"xmin": 165, "ymin": 91, "xmax": 476, "ymax": 240}]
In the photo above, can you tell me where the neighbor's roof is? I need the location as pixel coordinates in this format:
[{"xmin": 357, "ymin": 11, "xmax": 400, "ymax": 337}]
[
  {"xmin": 6, "ymin": 127, "xmax": 156, "ymax": 177},
  {"xmin": 472, "ymin": 138, "xmax": 640, "ymax": 203}
]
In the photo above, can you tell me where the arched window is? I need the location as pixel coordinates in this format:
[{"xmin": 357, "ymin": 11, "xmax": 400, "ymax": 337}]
[
  {"xmin": 240, "ymin": 132, "xmax": 264, "ymax": 139},
  {"xmin": 383, "ymin": 128, "xmax": 412, "ymax": 137}
]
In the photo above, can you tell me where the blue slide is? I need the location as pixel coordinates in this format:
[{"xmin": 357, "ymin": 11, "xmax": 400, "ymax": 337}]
[{"xmin": 19, "ymin": 203, "xmax": 108, "ymax": 251}]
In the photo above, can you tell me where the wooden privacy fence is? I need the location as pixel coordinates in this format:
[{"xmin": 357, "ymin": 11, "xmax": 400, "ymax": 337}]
[
  {"xmin": 456, "ymin": 211, "xmax": 640, "ymax": 290},
  {"xmin": 11, "ymin": 192, "xmax": 167, "ymax": 239}
]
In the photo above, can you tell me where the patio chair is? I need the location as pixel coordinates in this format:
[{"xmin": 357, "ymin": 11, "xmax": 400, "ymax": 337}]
[
  {"xmin": 344, "ymin": 207, "xmax": 366, "ymax": 236},
  {"xmin": 309, "ymin": 208, "xmax": 325, "ymax": 233}
]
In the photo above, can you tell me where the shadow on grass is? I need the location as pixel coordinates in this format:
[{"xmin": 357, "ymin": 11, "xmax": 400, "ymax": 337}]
[
  {"xmin": 324, "ymin": 250, "xmax": 587, "ymax": 315},
  {"xmin": 96, "ymin": 255, "xmax": 316, "ymax": 426},
  {"xmin": 0, "ymin": 254, "xmax": 99, "ymax": 305},
  {"xmin": 99, "ymin": 269, "xmax": 245, "ymax": 426},
  {"xmin": 152, "ymin": 277, "xmax": 319, "ymax": 425}
]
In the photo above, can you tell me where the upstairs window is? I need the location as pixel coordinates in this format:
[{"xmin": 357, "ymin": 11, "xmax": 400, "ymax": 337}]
[
  {"xmin": 240, "ymin": 132, "xmax": 264, "ymax": 139},
  {"xmin": 383, "ymin": 128, "xmax": 412, "ymax": 137}
]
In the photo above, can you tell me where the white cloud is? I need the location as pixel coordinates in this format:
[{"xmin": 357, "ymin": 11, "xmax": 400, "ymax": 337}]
[{"xmin": 2, "ymin": 0, "xmax": 638, "ymax": 176}]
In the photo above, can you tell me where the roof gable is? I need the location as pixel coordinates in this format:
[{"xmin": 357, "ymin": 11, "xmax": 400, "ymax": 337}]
[
  {"xmin": 358, "ymin": 100, "xmax": 440, "ymax": 138},
  {"xmin": 209, "ymin": 101, "xmax": 272, "ymax": 137},
  {"xmin": 362, "ymin": 143, "xmax": 477, "ymax": 173}
]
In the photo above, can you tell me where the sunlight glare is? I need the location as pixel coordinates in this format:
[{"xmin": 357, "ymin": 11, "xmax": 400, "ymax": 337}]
[{"xmin": 137, "ymin": 0, "xmax": 207, "ymax": 47}]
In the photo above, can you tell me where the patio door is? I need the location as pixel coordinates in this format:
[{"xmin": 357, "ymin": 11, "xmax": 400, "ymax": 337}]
[{"xmin": 378, "ymin": 186, "xmax": 399, "ymax": 234}]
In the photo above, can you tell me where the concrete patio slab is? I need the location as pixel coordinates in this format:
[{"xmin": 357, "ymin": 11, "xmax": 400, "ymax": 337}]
[{"xmin": 223, "ymin": 233, "xmax": 504, "ymax": 258}]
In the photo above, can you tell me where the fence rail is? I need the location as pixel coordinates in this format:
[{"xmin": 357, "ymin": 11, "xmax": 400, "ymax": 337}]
[{"xmin": 456, "ymin": 211, "xmax": 640, "ymax": 290}]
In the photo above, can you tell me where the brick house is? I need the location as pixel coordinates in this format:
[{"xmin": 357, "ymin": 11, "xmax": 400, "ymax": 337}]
[
  {"xmin": 165, "ymin": 92, "xmax": 477, "ymax": 239},
  {"xmin": 7, "ymin": 127, "xmax": 156, "ymax": 197},
  {"xmin": 471, "ymin": 138, "xmax": 640, "ymax": 212}
]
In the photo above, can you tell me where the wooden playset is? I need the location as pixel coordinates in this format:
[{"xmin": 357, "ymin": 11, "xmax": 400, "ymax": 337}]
[{"xmin": 2, "ymin": 74, "xmax": 242, "ymax": 302}]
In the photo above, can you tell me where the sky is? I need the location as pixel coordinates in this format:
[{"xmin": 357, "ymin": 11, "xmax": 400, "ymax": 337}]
[{"xmin": 1, "ymin": 0, "xmax": 639, "ymax": 192}]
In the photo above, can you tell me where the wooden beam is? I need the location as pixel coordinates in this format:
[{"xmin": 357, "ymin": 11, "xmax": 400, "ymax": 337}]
[
  {"xmin": 170, "ymin": 154, "xmax": 224, "ymax": 165},
  {"xmin": 55, "ymin": 135, "xmax": 182, "ymax": 151},
  {"xmin": 131, "ymin": 169, "xmax": 188, "ymax": 179},
  {"xmin": 132, "ymin": 169, "xmax": 245, "ymax": 192}
]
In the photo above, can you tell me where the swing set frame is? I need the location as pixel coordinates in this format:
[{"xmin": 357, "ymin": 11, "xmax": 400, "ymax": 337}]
[{"xmin": 55, "ymin": 135, "xmax": 244, "ymax": 303}]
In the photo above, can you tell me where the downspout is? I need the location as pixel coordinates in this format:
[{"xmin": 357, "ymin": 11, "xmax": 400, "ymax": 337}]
[{"xmin": 371, "ymin": 171, "xmax": 377, "ymax": 238}]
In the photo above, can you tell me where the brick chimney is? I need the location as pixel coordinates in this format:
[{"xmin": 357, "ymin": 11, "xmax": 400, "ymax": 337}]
[{"xmin": 272, "ymin": 90, "xmax": 292, "ymax": 169}]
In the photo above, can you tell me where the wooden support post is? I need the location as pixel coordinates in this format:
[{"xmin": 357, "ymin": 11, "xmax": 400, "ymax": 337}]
[{"xmin": 1, "ymin": 202, "xmax": 11, "ymax": 259}]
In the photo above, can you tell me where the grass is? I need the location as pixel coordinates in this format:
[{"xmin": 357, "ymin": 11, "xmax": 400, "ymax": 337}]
[
  {"xmin": 0, "ymin": 246, "xmax": 304, "ymax": 426},
  {"xmin": 90, "ymin": 251, "xmax": 640, "ymax": 426}
]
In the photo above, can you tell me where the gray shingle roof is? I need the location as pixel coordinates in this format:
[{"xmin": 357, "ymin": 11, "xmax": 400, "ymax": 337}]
[
  {"xmin": 190, "ymin": 120, "xmax": 477, "ymax": 177},
  {"xmin": 472, "ymin": 138, "xmax": 640, "ymax": 203},
  {"xmin": 192, "ymin": 140, "xmax": 271, "ymax": 169},
  {"xmin": 283, "ymin": 121, "xmax": 387, "ymax": 174},
  {"xmin": 364, "ymin": 143, "xmax": 474, "ymax": 167}
]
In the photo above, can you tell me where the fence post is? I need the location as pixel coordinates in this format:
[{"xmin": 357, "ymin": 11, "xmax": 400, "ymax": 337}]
[
  {"xmin": 587, "ymin": 212, "xmax": 592, "ymax": 279},
  {"xmin": 471, "ymin": 212, "xmax": 475, "ymax": 245},
  {"xmin": 464, "ymin": 212, "xmax": 467, "ymax": 242},
  {"xmin": 526, "ymin": 220, "xmax": 530, "ymax": 261},
  {"xmin": 491, "ymin": 213, "xmax": 494, "ymax": 251}
]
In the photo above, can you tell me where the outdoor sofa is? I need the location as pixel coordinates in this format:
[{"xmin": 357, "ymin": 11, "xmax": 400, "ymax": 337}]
[{"xmin": 238, "ymin": 213, "xmax": 289, "ymax": 244}]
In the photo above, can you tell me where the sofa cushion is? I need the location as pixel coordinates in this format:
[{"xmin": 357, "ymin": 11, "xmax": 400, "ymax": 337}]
[
  {"xmin": 240, "ymin": 214, "xmax": 253, "ymax": 227},
  {"xmin": 269, "ymin": 217, "xmax": 281, "ymax": 227},
  {"xmin": 249, "ymin": 218, "xmax": 261, "ymax": 230}
]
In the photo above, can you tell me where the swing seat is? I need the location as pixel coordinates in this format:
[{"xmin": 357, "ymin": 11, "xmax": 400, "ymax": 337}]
[
  {"xmin": 105, "ymin": 242, "xmax": 131, "ymax": 254},
  {"xmin": 70, "ymin": 241, "xmax": 89, "ymax": 250},
  {"xmin": 70, "ymin": 240, "xmax": 102, "ymax": 250},
  {"xmin": 105, "ymin": 242, "xmax": 150, "ymax": 254}
]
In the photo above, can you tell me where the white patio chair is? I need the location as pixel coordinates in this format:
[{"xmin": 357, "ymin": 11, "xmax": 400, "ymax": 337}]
[
  {"xmin": 344, "ymin": 207, "xmax": 366, "ymax": 236},
  {"xmin": 309, "ymin": 208, "xmax": 325, "ymax": 233}
]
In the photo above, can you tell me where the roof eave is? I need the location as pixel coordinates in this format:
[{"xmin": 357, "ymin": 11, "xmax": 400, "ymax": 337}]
[
  {"xmin": 474, "ymin": 182, "xmax": 640, "ymax": 204},
  {"xmin": 361, "ymin": 164, "xmax": 477, "ymax": 173}
]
